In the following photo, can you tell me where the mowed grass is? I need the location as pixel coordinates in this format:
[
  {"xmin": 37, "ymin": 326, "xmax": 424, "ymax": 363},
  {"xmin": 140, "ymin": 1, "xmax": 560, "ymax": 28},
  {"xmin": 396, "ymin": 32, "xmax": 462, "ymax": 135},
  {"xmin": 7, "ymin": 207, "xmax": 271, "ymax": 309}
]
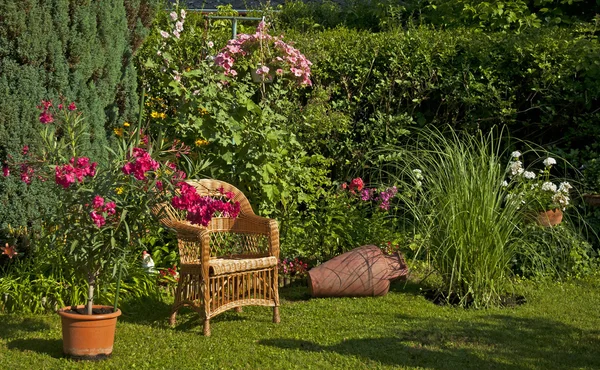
[{"xmin": 0, "ymin": 277, "xmax": 599, "ymax": 370}]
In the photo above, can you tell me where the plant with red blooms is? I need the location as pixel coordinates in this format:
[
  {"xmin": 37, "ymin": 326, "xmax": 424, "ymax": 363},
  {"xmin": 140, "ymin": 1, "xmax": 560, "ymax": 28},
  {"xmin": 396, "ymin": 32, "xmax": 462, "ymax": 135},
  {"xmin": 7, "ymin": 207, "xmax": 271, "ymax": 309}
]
[
  {"xmin": 278, "ymin": 257, "xmax": 309, "ymax": 278},
  {"xmin": 1, "ymin": 98, "xmax": 233, "ymax": 315},
  {"xmin": 340, "ymin": 177, "xmax": 398, "ymax": 211}
]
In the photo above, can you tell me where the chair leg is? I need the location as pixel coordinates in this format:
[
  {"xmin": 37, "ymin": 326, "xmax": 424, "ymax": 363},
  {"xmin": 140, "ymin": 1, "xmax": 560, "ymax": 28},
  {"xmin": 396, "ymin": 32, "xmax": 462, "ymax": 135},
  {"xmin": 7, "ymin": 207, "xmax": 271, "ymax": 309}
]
[
  {"xmin": 235, "ymin": 306, "xmax": 243, "ymax": 313},
  {"xmin": 203, "ymin": 318, "xmax": 211, "ymax": 336},
  {"xmin": 273, "ymin": 306, "xmax": 280, "ymax": 323}
]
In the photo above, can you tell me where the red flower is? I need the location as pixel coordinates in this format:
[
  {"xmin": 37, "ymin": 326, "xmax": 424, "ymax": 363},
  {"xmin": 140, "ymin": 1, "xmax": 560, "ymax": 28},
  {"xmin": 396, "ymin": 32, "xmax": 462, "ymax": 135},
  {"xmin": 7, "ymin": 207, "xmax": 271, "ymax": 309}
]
[
  {"xmin": 39, "ymin": 111, "xmax": 54, "ymax": 124},
  {"xmin": 90, "ymin": 211, "xmax": 106, "ymax": 227},
  {"xmin": 2, "ymin": 166, "xmax": 9, "ymax": 177},
  {"xmin": 68, "ymin": 102, "xmax": 77, "ymax": 111},
  {"xmin": 22, "ymin": 145, "xmax": 29, "ymax": 156},
  {"xmin": 349, "ymin": 177, "xmax": 364, "ymax": 192},
  {"xmin": 1, "ymin": 243, "xmax": 18, "ymax": 259},
  {"xmin": 92, "ymin": 195, "xmax": 104, "ymax": 209}
]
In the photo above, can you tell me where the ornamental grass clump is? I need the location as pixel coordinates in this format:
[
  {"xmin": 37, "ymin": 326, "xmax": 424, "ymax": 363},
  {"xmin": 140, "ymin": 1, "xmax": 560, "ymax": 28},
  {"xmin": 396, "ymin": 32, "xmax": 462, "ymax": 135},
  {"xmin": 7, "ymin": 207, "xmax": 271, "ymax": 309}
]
[
  {"xmin": 382, "ymin": 128, "xmax": 525, "ymax": 308},
  {"xmin": 1, "ymin": 99, "xmax": 239, "ymax": 315}
]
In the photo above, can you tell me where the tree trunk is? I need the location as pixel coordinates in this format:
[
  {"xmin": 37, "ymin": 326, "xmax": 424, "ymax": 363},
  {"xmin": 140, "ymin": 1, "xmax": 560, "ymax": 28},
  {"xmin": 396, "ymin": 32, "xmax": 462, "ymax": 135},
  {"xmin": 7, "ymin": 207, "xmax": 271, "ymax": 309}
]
[{"xmin": 87, "ymin": 272, "xmax": 96, "ymax": 315}]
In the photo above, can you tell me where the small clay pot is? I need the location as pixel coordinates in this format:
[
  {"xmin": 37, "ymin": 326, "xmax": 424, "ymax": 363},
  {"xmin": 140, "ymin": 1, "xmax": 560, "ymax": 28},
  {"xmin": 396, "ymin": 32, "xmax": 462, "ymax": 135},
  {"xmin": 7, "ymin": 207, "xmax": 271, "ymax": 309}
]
[
  {"xmin": 536, "ymin": 208, "xmax": 563, "ymax": 227},
  {"xmin": 583, "ymin": 194, "xmax": 600, "ymax": 207},
  {"xmin": 57, "ymin": 305, "xmax": 121, "ymax": 360},
  {"xmin": 308, "ymin": 245, "xmax": 408, "ymax": 297}
]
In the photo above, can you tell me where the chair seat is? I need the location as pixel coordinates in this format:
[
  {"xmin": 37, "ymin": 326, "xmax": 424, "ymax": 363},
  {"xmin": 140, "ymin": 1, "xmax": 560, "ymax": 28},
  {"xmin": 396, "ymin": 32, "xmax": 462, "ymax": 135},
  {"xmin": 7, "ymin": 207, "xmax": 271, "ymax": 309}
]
[{"xmin": 209, "ymin": 256, "xmax": 278, "ymax": 276}]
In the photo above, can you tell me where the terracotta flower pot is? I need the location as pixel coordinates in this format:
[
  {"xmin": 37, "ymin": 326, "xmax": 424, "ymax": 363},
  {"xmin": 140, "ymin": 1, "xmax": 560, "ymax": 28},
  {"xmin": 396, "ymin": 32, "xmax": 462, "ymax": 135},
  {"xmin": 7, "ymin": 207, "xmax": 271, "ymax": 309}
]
[
  {"xmin": 583, "ymin": 194, "xmax": 600, "ymax": 207},
  {"xmin": 57, "ymin": 305, "xmax": 121, "ymax": 360},
  {"xmin": 536, "ymin": 208, "xmax": 563, "ymax": 227},
  {"xmin": 308, "ymin": 245, "xmax": 408, "ymax": 297}
]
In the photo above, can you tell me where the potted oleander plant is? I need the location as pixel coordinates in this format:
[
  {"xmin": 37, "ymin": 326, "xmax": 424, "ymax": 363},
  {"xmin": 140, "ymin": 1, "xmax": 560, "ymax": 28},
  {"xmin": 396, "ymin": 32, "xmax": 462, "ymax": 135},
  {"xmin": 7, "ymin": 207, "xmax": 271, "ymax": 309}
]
[
  {"xmin": 504, "ymin": 151, "xmax": 572, "ymax": 226},
  {"xmin": 2, "ymin": 99, "xmax": 239, "ymax": 360}
]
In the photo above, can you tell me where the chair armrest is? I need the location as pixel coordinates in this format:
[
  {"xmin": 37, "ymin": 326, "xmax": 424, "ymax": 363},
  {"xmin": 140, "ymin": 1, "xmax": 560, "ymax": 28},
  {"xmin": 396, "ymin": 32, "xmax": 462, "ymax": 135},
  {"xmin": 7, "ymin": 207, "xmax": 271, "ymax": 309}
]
[{"xmin": 167, "ymin": 220, "xmax": 211, "ymax": 263}]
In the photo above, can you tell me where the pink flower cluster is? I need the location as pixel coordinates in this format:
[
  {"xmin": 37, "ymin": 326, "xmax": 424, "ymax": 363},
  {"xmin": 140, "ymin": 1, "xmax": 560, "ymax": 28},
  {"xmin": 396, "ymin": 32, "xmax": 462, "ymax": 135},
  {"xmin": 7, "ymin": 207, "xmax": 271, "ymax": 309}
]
[
  {"xmin": 122, "ymin": 148, "xmax": 159, "ymax": 180},
  {"xmin": 342, "ymin": 177, "xmax": 398, "ymax": 210},
  {"xmin": 278, "ymin": 257, "xmax": 309, "ymax": 277},
  {"xmin": 37, "ymin": 99, "xmax": 76, "ymax": 124},
  {"xmin": 55, "ymin": 157, "xmax": 97, "ymax": 189},
  {"xmin": 89, "ymin": 195, "xmax": 116, "ymax": 227},
  {"xmin": 214, "ymin": 21, "xmax": 312, "ymax": 86},
  {"xmin": 171, "ymin": 182, "xmax": 241, "ymax": 226}
]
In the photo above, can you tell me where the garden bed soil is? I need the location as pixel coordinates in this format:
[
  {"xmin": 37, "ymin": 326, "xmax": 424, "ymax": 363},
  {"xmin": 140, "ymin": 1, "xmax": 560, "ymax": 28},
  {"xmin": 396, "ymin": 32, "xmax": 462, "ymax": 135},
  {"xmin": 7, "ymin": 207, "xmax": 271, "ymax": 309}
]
[{"xmin": 63, "ymin": 306, "xmax": 116, "ymax": 315}]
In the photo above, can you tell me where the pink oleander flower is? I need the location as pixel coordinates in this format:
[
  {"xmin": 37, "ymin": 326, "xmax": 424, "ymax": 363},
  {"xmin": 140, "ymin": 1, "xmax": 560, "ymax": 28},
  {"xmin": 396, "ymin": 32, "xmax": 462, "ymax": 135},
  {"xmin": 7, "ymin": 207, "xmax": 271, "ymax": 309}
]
[
  {"xmin": 92, "ymin": 195, "xmax": 104, "ymax": 209},
  {"xmin": 103, "ymin": 201, "xmax": 116, "ymax": 215},
  {"xmin": 20, "ymin": 164, "xmax": 34, "ymax": 185},
  {"xmin": 2, "ymin": 166, "xmax": 9, "ymax": 177},
  {"xmin": 68, "ymin": 102, "xmax": 77, "ymax": 111},
  {"xmin": 55, "ymin": 157, "xmax": 96, "ymax": 188},
  {"xmin": 39, "ymin": 111, "xmax": 54, "ymax": 124},
  {"xmin": 22, "ymin": 145, "xmax": 29, "ymax": 156},
  {"xmin": 121, "ymin": 147, "xmax": 159, "ymax": 181},
  {"xmin": 90, "ymin": 211, "xmax": 106, "ymax": 227}
]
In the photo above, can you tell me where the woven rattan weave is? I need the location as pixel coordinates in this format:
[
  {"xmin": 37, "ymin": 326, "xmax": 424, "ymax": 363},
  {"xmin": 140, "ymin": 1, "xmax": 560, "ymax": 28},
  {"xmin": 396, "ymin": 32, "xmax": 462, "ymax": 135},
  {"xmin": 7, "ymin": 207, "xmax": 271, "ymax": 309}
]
[{"xmin": 159, "ymin": 179, "xmax": 280, "ymax": 336}]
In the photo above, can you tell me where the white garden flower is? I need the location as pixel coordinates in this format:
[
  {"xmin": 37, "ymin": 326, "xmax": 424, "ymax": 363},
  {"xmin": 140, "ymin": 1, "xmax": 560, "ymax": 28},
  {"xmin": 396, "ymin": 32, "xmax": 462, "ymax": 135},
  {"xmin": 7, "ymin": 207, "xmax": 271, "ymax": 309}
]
[
  {"xmin": 541, "ymin": 182, "xmax": 557, "ymax": 192},
  {"xmin": 523, "ymin": 171, "xmax": 536, "ymax": 179},
  {"xmin": 509, "ymin": 161, "xmax": 523, "ymax": 176},
  {"xmin": 176, "ymin": 21, "xmax": 184, "ymax": 32},
  {"xmin": 173, "ymin": 30, "xmax": 181, "ymax": 39},
  {"xmin": 558, "ymin": 182, "xmax": 572, "ymax": 193},
  {"xmin": 180, "ymin": 9, "xmax": 186, "ymax": 19},
  {"xmin": 530, "ymin": 183, "xmax": 539, "ymax": 190},
  {"xmin": 170, "ymin": 11, "xmax": 178, "ymax": 21},
  {"xmin": 553, "ymin": 192, "xmax": 570, "ymax": 207},
  {"xmin": 412, "ymin": 169, "xmax": 423, "ymax": 180},
  {"xmin": 543, "ymin": 157, "xmax": 557, "ymax": 167},
  {"xmin": 511, "ymin": 151, "xmax": 521, "ymax": 158},
  {"xmin": 160, "ymin": 30, "xmax": 170, "ymax": 38},
  {"xmin": 502, "ymin": 180, "xmax": 509, "ymax": 187}
]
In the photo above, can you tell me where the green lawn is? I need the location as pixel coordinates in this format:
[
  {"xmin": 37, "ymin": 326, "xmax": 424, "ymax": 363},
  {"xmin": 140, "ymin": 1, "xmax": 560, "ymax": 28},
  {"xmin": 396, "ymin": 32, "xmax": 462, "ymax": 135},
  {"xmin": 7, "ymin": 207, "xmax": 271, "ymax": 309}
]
[{"xmin": 1, "ymin": 277, "xmax": 599, "ymax": 369}]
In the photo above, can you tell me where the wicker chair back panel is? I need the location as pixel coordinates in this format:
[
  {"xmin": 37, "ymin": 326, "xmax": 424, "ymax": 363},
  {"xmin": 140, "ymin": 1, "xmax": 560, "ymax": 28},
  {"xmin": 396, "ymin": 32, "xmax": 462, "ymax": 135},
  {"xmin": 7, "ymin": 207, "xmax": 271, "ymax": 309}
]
[{"xmin": 209, "ymin": 231, "xmax": 269, "ymax": 258}]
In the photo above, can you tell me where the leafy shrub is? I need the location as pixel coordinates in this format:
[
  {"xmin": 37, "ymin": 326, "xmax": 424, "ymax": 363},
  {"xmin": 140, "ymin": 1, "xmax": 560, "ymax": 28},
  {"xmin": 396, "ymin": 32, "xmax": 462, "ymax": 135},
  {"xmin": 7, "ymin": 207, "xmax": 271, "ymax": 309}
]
[{"xmin": 514, "ymin": 223, "xmax": 599, "ymax": 279}]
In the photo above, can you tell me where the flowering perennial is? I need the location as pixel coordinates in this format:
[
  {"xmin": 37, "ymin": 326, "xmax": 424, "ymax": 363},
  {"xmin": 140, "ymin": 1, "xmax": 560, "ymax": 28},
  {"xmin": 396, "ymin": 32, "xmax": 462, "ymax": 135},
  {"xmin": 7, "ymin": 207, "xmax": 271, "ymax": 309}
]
[
  {"xmin": 122, "ymin": 148, "xmax": 160, "ymax": 181},
  {"xmin": 55, "ymin": 157, "xmax": 97, "ymax": 188},
  {"xmin": 214, "ymin": 21, "xmax": 312, "ymax": 86}
]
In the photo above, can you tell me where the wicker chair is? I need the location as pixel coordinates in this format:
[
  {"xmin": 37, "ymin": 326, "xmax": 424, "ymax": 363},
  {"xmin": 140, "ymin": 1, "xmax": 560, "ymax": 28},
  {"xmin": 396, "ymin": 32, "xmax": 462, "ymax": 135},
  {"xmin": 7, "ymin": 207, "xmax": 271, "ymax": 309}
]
[{"xmin": 159, "ymin": 179, "xmax": 280, "ymax": 336}]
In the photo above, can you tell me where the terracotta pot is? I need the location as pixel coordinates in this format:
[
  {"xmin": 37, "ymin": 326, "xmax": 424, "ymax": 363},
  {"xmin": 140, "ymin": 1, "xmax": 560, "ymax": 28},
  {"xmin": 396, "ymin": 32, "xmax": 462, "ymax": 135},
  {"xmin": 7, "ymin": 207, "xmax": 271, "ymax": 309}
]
[
  {"xmin": 308, "ymin": 245, "xmax": 408, "ymax": 297},
  {"xmin": 536, "ymin": 208, "xmax": 563, "ymax": 227},
  {"xmin": 57, "ymin": 305, "xmax": 121, "ymax": 360},
  {"xmin": 583, "ymin": 194, "xmax": 600, "ymax": 207}
]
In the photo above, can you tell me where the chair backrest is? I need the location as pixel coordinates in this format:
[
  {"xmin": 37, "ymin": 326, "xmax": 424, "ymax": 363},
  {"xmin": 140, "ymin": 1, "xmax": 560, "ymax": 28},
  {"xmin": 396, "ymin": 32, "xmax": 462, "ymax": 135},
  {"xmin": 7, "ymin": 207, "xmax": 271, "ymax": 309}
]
[{"xmin": 186, "ymin": 179, "xmax": 255, "ymax": 217}]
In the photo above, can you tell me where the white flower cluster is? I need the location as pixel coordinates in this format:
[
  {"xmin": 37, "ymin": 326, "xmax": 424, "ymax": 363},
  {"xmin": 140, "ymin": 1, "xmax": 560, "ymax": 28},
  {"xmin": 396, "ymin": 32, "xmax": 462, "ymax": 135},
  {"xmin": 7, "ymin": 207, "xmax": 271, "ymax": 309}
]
[
  {"xmin": 413, "ymin": 169, "xmax": 423, "ymax": 188},
  {"xmin": 510, "ymin": 161, "xmax": 524, "ymax": 177},
  {"xmin": 543, "ymin": 157, "xmax": 557, "ymax": 167}
]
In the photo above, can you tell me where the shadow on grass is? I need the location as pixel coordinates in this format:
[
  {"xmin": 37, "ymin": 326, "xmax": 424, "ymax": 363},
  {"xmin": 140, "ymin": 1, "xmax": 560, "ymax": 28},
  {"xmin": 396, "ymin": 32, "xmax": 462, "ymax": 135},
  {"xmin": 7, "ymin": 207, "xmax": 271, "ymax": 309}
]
[
  {"xmin": 260, "ymin": 314, "xmax": 600, "ymax": 369},
  {"xmin": 279, "ymin": 284, "xmax": 312, "ymax": 302},
  {"xmin": 6, "ymin": 338, "xmax": 63, "ymax": 358},
  {"xmin": 0, "ymin": 317, "xmax": 51, "ymax": 339},
  {"xmin": 116, "ymin": 296, "xmax": 172, "ymax": 326}
]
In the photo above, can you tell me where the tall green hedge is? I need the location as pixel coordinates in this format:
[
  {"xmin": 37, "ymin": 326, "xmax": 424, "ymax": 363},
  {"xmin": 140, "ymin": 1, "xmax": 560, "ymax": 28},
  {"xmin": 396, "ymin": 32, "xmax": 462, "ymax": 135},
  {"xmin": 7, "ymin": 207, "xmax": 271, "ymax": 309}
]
[
  {"xmin": 286, "ymin": 25, "xmax": 600, "ymax": 172},
  {"xmin": 0, "ymin": 0, "xmax": 159, "ymax": 231}
]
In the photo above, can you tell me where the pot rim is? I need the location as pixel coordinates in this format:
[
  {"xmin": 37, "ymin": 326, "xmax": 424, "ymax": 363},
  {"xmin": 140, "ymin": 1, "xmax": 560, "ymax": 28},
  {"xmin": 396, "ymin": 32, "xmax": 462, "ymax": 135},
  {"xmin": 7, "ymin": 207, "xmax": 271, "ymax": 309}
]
[{"xmin": 57, "ymin": 305, "xmax": 121, "ymax": 321}]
